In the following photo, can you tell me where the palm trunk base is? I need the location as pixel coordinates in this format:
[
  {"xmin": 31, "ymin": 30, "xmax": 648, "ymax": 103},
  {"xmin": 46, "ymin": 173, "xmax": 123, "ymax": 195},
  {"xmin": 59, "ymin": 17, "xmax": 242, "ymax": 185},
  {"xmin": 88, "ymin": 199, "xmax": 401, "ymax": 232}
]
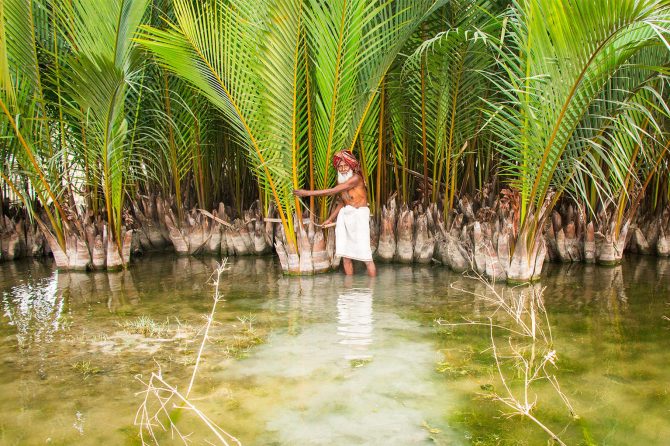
[
  {"xmin": 275, "ymin": 224, "xmax": 336, "ymax": 275},
  {"xmin": 595, "ymin": 222, "xmax": 629, "ymax": 265},
  {"xmin": 369, "ymin": 217, "xmax": 379, "ymax": 258},
  {"xmin": 253, "ymin": 220, "xmax": 272, "ymax": 255},
  {"xmin": 584, "ymin": 222, "xmax": 596, "ymax": 263},
  {"xmin": 395, "ymin": 205, "xmax": 414, "ymax": 263},
  {"xmin": 106, "ymin": 230, "xmax": 133, "ymax": 270},
  {"xmin": 435, "ymin": 211, "xmax": 469, "ymax": 272},
  {"xmin": 0, "ymin": 218, "xmax": 25, "ymax": 261},
  {"xmin": 657, "ymin": 238, "xmax": 670, "ymax": 256},
  {"xmin": 26, "ymin": 224, "xmax": 47, "ymax": 257},
  {"xmin": 445, "ymin": 233, "xmax": 470, "ymax": 272},
  {"xmin": 376, "ymin": 199, "xmax": 397, "ymax": 262},
  {"xmin": 42, "ymin": 220, "xmax": 133, "ymax": 271},
  {"xmin": 227, "ymin": 220, "xmax": 253, "ymax": 256},
  {"xmin": 545, "ymin": 206, "xmax": 584, "ymax": 263},
  {"xmin": 413, "ymin": 210, "xmax": 434, "ymax": 263},
  {"xmin": 629, "ymin": 226, "xmax": 652, "ymax": 255},
  {"xmin": 658, "ymin": 226, "xmax": 670, "ymax": 257},
  {"xmin": 506, "ymin": 239, "xmax": 546, "ymax": 283},
  {"xmin": 133, "ymin": 195, "xmax": 171, "ymax": 252},
  {"xmin": 158, "ymin": 197, "xmax": 267, "ymax": 257},
  {"xmin": 205, "ymin": 227, "xmax": 222, "ymax": 255},
  {"xmin": 43, "ymin": 231, "xmax": 91, "ymax": 271},
  {"xmin": 658, "ymin": 209, "xmax": 670, "ymax": 256}
]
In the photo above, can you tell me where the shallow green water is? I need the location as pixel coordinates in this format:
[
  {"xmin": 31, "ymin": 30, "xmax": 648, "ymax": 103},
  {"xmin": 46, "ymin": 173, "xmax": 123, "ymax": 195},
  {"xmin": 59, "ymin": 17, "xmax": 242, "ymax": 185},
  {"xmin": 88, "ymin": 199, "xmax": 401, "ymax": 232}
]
[{"xmin": 0, "ymin": 255, "xmax": 668, "ymax": 445}]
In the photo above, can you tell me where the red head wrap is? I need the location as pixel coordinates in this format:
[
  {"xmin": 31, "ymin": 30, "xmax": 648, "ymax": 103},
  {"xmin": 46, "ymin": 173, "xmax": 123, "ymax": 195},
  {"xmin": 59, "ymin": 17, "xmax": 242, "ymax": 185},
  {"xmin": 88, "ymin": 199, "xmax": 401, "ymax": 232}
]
[{"xmin": 332, "ymin": 150, "xmax": 360, "ymax": 171}]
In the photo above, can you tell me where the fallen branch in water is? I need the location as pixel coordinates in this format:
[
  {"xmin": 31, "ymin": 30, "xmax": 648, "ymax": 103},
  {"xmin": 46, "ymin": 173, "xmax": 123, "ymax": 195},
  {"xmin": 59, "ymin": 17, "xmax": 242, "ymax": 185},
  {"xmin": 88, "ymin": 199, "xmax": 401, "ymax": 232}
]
[
  {"xmin": 439, "ymin": 270, "xmax": 575, "ymax": 445},
  {"xmin": 135, "ymin": 369, "xmax": 241, "ymax": 446},
  {"xmin": 135, "ymin": 259, "xmax": 240, "ymax": 445},
  {"xmin": 186, "ymin": 261, "xmax": 227, "ymax": 398}
]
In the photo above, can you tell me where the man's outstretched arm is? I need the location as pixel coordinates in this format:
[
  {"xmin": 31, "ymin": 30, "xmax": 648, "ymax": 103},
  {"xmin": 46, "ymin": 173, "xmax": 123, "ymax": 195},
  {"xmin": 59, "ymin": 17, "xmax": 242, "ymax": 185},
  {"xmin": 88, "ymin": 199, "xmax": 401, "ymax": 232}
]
[{"xmin": 293, "ymin": 175, "xmax": 361, "ymax": 198}]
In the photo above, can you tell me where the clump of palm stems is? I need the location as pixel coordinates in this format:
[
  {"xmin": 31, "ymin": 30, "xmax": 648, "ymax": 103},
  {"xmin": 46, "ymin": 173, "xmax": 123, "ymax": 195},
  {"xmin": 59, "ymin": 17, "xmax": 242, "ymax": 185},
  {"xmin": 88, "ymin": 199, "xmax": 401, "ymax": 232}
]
[
  {"xmin": 137, "ymin": 0, "xmax": 450, "ymax": 254},
  {"xmin": 135, "ymin": 259, "xmax": 240, "ymax": 445},
  {"xmin": 438, "ymin": 272, "xmax": 576, "ymax": 445},
  {"xmin": 1, "ymin": 0, "xmax": 670, "ymax": 278}
]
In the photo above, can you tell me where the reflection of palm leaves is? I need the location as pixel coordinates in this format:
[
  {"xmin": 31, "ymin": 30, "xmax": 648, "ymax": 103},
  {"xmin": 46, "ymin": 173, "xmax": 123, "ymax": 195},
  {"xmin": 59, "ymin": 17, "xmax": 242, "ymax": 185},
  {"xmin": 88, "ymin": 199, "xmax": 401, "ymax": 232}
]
[{"xmin": 486, "ymin": 0, "xmax": 670, "ymax": 244}]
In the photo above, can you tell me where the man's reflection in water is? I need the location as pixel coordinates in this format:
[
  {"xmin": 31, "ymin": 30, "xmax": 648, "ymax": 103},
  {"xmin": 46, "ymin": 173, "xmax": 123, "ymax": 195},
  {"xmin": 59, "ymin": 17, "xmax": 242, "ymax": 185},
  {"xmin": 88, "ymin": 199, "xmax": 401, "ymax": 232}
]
[{"xmin": 337, "ymin": 284, "xmax": 373, "ymax": 361}]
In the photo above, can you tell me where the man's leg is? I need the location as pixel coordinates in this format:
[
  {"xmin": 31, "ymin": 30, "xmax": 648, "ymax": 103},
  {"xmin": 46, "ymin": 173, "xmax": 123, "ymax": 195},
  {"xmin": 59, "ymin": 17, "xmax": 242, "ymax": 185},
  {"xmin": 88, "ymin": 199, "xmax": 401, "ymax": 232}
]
[
  {"xmin": 342, "ymin": 257, "xmax": 354, "ymax": 275},
  {"xmin": 365, "ymin": 260, "xmax": 376, "ymax": 277}
]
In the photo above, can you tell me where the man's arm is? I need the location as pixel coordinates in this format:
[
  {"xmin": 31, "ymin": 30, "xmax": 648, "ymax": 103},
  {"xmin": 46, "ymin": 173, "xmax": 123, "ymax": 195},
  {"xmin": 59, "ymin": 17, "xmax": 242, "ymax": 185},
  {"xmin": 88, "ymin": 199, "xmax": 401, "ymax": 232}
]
[
  {"xmin": 323, "ymin": 198, "xmax": 344, "ymax": 225},
  {"xmin": 293, "ymin": 175, "xmax": 361, "ymax": 198}
]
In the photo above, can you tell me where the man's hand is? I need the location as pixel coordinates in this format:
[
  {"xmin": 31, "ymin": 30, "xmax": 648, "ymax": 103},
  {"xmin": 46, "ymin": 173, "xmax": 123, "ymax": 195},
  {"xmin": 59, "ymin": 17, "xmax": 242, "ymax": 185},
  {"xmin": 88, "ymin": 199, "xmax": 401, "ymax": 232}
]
[{"xmin": 293, "ymin": 189, "xmax": 309, "ymax": 197}]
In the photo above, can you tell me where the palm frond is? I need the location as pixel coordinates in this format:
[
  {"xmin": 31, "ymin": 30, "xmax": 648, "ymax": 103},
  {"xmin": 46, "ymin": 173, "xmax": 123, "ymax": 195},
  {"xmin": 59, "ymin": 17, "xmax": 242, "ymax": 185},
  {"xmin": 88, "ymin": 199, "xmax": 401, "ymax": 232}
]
[
  {"xmin": 56, "ymin": 0, "xmax": 151, "ymax": 249},
  {"xmin": 485, "ymin": 0, "xmax": 670, "ymax": 239}
]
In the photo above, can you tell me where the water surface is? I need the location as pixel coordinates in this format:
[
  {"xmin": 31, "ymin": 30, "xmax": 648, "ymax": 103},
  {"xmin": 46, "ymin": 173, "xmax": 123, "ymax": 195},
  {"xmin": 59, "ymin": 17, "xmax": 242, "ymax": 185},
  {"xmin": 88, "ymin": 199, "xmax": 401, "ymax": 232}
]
[{"xmin": 0, "ymin": 255, "xmax": 668, "ymax": 445}]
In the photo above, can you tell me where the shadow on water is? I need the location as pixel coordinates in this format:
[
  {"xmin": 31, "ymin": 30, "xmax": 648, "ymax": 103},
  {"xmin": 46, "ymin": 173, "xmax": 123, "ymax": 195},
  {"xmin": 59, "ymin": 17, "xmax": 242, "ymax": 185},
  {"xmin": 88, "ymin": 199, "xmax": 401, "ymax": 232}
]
[{"xmin": 0, "ymin": 255, "xmax": 668, "ymax": 444}]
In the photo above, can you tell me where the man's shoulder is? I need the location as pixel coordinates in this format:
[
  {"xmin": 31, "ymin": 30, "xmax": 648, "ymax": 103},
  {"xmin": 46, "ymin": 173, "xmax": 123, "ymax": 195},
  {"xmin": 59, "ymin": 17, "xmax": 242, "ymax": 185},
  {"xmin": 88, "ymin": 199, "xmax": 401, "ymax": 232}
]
[
  {"xmin": 353, "ymin": 173, "xmax": 367, "ymax": 188},
  {"xmin": 341, "ymin": 173, "xmax": 364, "ymax": 187}
]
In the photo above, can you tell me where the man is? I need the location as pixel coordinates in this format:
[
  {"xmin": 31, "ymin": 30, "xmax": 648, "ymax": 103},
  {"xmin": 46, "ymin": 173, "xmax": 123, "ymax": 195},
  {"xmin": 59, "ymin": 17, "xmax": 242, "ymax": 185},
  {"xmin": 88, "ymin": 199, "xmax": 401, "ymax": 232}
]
[{"xmin": 293, "ymin": 150, "xmax": 377, "ymax": 277}]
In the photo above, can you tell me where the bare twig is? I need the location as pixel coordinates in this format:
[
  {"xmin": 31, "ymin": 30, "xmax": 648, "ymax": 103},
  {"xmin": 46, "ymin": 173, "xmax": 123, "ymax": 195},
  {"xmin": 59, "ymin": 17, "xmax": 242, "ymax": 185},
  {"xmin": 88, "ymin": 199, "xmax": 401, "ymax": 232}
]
[
  {"xmin": 440, "ymin": 274, "xmax": 575, "ymax": 445},
  {"xmin": 187, "ymin": 260, "xmax": 229, "ymax": 398},
  {"xmin": 198, "ymin": 209, "xmax": 234, "ymax": 228},
  {"xmin": 135, "ymin": 259, "xmax": 240, "ymax": 446},
  {"xmin": 152, "ymin": 372, "xmax": 241, "ymax": 446}
]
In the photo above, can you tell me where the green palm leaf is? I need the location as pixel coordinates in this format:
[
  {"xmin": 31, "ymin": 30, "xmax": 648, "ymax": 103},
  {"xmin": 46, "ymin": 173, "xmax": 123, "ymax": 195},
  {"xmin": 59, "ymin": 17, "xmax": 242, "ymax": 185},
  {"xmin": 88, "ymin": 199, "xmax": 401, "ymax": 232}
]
[
  {"xmin": 307, "ymin": 0, "xmax": 448, "ymax": 219},
  {"xmin": 0, "ymin": 0, "xmax": 67, "ymax": 246},
  {"xmin": 138, "ymin": 0, "xmax": 303, "ymax": 244},
  {"xmin": 56, "ymin": 0, "xmax": 151, "ymax": 252},
  {"xmin": 403, "ymin": 0, "xmax": 499, "ymax": 208},
  {"xmin": 485, "ymin": 0, "xmax": 670, "ymax": 243}
]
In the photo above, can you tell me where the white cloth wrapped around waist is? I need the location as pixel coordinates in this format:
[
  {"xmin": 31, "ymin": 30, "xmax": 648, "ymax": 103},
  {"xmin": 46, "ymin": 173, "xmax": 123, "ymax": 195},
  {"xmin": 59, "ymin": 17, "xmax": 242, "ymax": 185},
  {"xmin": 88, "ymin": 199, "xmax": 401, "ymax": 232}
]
[{"xmin": 335, "ymin": 205, "xmax": 372, "ymax": 262}]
